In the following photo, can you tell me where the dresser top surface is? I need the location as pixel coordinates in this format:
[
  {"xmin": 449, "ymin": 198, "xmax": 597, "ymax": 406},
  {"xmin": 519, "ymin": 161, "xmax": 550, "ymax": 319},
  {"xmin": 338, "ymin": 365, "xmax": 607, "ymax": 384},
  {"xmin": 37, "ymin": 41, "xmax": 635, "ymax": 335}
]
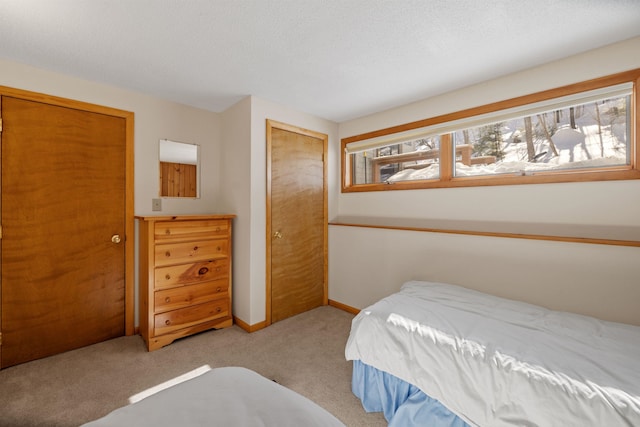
[{"xmin": 135, "ymin": 214, "xmax": 236, "ymax": 221}]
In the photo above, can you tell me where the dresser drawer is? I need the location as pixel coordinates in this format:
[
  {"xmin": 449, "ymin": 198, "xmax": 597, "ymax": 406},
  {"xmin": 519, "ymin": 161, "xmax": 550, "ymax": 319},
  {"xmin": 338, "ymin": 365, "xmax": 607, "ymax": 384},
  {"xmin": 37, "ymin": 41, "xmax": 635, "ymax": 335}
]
[
  {"xmin": 154, "ymin": 239, "xmax": 228, "ymax": 267},
  {"xmin": 154, "ymin": 280, "xmax": 228, "ymax": 313},
  {"xmin": 154, "ymin": 219, "xmax": 229, "ymax": 242},
  {"xmin": 154, "ymin": 299, "xmax": 229, "ymax": 335},
  {"xmin": 154, "ymin": 259, "xmax": 229, "ymax": 289}
]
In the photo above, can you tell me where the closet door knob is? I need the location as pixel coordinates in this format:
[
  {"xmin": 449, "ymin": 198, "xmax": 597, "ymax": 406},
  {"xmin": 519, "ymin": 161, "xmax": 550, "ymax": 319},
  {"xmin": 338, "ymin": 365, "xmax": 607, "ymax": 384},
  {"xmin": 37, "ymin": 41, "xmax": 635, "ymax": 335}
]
[{"xmin": 111, "ymin": 234, "xmax": 121, "ymax": 244}]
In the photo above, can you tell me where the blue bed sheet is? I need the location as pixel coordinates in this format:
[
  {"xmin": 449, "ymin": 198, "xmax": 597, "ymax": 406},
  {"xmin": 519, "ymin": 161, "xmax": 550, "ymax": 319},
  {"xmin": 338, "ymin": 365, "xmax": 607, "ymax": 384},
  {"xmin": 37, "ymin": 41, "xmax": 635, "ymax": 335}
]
[{"xmin": 352, "ymin": 360, "xmax": 470, "ymax": 427}]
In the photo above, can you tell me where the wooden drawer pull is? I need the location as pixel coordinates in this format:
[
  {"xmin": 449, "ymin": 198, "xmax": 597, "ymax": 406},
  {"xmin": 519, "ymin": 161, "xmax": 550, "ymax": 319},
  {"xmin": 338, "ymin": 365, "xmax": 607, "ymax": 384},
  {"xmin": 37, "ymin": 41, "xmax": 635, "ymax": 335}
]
[
  {"xmin": 165, "ymin": 251, "xmax": 171, "ymax": 257},
  {"xmin": 216, "ymin": 307, "xmax": 222, "ymax": 313},
  {"xmin": 165, "ymin": 229, "xmax": 171, "ymax": 235},
  {"xmin": 165, "ymin": 319, "xmax": 171, "ymax": 325},
  {"xmin": 193, "ymin": 246, "xmax": 198, "ymax": 251},
  {"xmin": 165, "ymin": 297, "xmax": 171, "ymax": 303},
  {"xmin": 198, "ymin": 267, "xmax": 209, "ymax": 275},
  {"xmin": 216, "ymin": 246, "xmax": 221, "ymax": 252},
  {"xmin": 215, "ymin": 266, "xmax": 221, "ymax": 272},
  {"xmin": 165, "ymin": 274, "xmax": 171, "ymax": 280},
  {"xmin": 216, "ymin": 287, "xmax": 222, "ymax": 293}
]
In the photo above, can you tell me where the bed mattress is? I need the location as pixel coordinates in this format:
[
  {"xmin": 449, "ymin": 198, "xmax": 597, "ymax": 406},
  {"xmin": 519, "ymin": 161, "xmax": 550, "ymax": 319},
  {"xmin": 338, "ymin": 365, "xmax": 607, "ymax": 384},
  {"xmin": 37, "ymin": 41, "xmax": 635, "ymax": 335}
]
[{"xmin": 345, "ymin": 280, "xmax": 640, "ymax": 426}]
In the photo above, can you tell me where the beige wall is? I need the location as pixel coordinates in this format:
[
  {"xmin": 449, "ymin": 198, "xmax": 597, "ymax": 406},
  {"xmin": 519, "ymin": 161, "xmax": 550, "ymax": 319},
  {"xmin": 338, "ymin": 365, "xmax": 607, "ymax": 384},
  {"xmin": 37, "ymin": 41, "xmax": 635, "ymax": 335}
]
[
  {"xmin": 331, "ymin": 37, "xmax": 640, "ymax": 326},
  {"xmin": 0, "ymin": 59, "xmax": 223, "ymax": 327},
  {"xmin": 219, "ymin": 97, "xmax": 253, "ymax": 324}
]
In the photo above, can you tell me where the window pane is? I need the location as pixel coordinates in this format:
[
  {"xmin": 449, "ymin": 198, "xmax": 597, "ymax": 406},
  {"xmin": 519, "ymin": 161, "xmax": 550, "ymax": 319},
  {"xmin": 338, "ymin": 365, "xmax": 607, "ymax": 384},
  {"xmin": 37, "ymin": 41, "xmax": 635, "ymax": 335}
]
[
  {"xmin": 453, "ymin": 94, "xmax": 630, "ymax": 177},
  {"xmin": 350, "ymin": 136, "xmax": 441, "ymax": 184}
]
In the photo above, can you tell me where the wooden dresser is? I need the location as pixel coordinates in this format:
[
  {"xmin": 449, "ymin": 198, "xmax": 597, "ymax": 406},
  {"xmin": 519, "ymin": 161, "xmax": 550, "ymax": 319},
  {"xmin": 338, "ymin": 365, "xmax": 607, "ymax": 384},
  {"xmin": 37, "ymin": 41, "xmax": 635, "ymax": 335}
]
[{"xmin": 136, "ymin": 215, "xmax": 235, "ymax": 351}]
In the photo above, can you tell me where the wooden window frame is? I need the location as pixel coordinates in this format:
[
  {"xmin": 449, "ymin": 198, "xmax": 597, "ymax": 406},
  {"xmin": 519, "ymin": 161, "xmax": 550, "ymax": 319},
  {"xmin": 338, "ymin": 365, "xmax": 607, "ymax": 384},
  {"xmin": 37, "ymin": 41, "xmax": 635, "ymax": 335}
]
[{"xmin": 342, "ymin": 69, "xmax": 640, "ymax": 192}]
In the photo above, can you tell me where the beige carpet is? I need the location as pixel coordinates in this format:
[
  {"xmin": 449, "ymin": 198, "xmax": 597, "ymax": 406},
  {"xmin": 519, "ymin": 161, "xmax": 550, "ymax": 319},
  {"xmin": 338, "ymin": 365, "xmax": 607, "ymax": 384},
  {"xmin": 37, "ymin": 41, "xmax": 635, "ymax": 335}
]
[{"xmin": 0, "ymin": 306, "xmax": 386, "ymax": 427}]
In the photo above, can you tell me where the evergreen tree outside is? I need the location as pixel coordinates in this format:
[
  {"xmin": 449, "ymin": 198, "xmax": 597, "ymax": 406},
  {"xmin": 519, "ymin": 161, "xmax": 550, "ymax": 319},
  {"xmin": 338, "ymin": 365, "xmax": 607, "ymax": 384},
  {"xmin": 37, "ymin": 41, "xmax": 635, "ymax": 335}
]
[{"xmin": 474, "ymin": 123, "xmax": 505, "ymax": 161}]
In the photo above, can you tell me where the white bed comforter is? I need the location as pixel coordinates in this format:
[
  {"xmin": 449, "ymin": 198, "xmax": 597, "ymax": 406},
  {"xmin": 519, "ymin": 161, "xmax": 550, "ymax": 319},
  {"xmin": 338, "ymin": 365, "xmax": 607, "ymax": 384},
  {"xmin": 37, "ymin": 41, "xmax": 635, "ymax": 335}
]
[{"xmin": 345, "ymin": 281, "xmax": 640, "ymax": 427}]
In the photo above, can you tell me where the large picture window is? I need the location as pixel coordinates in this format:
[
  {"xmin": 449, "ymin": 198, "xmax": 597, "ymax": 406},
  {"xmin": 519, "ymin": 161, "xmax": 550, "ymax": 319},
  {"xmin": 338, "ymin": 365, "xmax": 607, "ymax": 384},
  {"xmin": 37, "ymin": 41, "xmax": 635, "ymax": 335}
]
[{"xmin": 342, "ymin": 69, "xmax": 639, "ymax": 191}]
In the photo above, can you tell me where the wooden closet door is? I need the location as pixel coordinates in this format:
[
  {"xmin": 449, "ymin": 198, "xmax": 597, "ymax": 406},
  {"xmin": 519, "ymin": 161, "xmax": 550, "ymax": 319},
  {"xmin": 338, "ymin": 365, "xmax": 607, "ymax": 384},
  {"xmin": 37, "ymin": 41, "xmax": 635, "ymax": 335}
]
[
  {"xmin": 1, "ymin": 96, "xmax": 126, "ymax": 368},
  {"xmin": 267, "ymin": 121, "xmax": 327, "ymax": 324}
]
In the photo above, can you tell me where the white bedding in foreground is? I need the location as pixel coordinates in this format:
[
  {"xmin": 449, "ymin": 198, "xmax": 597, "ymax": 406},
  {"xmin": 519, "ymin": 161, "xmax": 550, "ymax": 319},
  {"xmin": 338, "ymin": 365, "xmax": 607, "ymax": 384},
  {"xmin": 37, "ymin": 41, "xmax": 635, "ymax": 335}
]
[
  {"xmin": 345, "ymin": 281, "xmax": 640, "ymax": 427},
  {"xmin": 82, "ymin": 366, "xmax": 344, "ymax": 427}
]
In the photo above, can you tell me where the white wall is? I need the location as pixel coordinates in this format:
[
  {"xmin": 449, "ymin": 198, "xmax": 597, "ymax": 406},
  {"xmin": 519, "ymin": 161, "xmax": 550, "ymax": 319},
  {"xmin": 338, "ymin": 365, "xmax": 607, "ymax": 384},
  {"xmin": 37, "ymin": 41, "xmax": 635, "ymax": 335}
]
[
  {"xmin": 0, "ymin": 59, "xmax": 222, "ymax": 216},
  {"xmin": 221, "ymin": 96, "xmax": 338, "ymax": 326},
  {"xmin": 331, "ymin": 37, "xmax": 640, "ymax": 326},
  {"xmin": 4, "ymin": 36, "xmax": 639, "ymax": 328},
  {"xmin": 329, "ymin": 226, "xmax": 640, "ymax": 325}
]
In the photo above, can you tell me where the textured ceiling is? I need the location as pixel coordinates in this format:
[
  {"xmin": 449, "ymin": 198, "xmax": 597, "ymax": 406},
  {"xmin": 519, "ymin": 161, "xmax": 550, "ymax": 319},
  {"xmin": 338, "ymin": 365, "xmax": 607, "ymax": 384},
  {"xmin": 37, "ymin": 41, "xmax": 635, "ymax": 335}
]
[{"xmin": 1, "ymin": 0, "xmax": 639, "ymax": 122}]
